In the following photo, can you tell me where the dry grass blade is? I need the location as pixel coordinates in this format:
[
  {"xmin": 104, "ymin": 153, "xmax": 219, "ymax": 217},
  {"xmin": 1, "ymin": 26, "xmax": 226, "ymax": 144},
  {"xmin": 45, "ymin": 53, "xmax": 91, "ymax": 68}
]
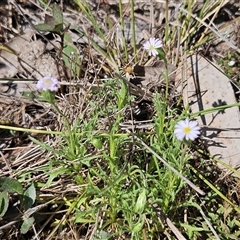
[{"xmin": 175, "ymin": 3, "xmax": 240, "ymax": 53}]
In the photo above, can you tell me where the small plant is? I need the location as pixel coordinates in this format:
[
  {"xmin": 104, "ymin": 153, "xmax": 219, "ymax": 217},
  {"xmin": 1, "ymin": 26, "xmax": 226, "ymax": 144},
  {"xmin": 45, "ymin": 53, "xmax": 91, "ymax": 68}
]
[{"xmin": 0, "ymin": 177, "xmax": 36, "ymax": 234}]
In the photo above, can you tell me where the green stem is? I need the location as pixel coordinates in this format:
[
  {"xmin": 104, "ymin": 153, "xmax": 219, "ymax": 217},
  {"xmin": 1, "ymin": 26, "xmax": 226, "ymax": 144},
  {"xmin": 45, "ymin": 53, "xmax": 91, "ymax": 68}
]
[
  {"xmin": 180, "ymin": 143, "xmax": 189, "ymax": 162},
  {"xmin": 51, "ymin": 101, "xmax": 75, "ymax": 156},
  {"xmin": 164, "ymin": 59, "xmax": 169, "ymax": 101}
]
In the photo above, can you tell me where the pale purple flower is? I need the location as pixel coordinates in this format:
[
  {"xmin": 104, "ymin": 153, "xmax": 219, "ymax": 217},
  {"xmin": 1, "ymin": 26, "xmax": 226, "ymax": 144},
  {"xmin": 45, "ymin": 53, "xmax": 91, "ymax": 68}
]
[
  {"xmin": 36, "ymin": 76, "xmax": 59, "ymax": 92},
  {"xmin": 174, "ymin": 118, "xmax": 200, "ymax": 141},
  {"xmin": 143, "ymin": 37, "xmax": 163, "ymax": 56}
]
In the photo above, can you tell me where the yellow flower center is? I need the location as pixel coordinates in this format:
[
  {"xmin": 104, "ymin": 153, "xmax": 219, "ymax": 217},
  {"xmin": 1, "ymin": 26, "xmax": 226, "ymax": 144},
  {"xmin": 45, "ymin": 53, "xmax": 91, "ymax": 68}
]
[
  {"xmin": 43, "ymin": 79, "xmax": 52, "ymax": 87},
  {"xmin": 183, "ymin": 127, "xmax": 191, "ymax": 133},
  {"xmin": 149, "ymin": 45, "xmax": 155, "ymax": 50}
]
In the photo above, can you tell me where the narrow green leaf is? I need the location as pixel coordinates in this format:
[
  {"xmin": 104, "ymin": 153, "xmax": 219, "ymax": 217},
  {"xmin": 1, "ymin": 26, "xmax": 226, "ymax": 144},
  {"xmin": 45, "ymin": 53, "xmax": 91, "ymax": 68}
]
[
  {"xmin": 91, "ymin": 137, "xmax": 103, "ymax": 149},
  {"xmin": 45, "ymin": 168, "xmax": 70, "ymax": 188},
  {"xmin": 29, "ymin": 136, "xmax": 61, "ymax": 155},
  {"xmin": 0, "ymin": 191, "xmax": 9, "ymax": 218},
  {"xmin": 53, "ymin": 23, "xmax": 64, "ymax": 33},
  {"xmin": 20, "ymin": 216, "xmax": 35, "ymax": 234},
  {"xmin": 24, "ymin": 183, "xmax": 36, "ymax": 210},
  {"xmin": 132, "ymin": 215, "xmax": 145, "ymax": 233},
  {"xmin": 0, "ymin": 177, "xmax": 23, "ymax": 195},
  {"xmin": 180, "ymin": 223, "xmax": 206, "ymax": 239},
  {"xmin": 134, "ymin": 189, "xmax": 147, "ymax": 214},
  {"xmin": 53, "ymin": 4, "xmax": 63, "ymax": 26},
  {"xmin": 117, "ymin": 81, "xmax": 128, "ymax": 110},
  {"xmin": 21, "ymin": 91, "xmax": 36, "ymax": 99},
  {"xmin": 74, "ymin": 217, "xmax": 95, "ymax": 224},
  {"xmin": 35, "ymin": 23, "xmax": 55, "ymax": 32}
]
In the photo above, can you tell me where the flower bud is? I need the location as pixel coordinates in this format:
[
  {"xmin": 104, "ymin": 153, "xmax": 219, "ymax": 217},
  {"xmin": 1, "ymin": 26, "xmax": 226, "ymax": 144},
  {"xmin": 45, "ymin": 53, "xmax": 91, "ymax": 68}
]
[
  {"xmin": 91, "ymin": 137, "xmax": 103, "ymax": 149},
  {"xmin": 134, "ymin": 189, "xmax": 147, "ymax": 214}
]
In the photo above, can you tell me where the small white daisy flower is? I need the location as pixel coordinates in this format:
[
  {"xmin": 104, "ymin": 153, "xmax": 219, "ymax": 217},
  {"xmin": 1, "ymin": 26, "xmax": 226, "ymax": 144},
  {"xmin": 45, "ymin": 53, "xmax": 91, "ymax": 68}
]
[
  {"xmin": 143, "ymin": 37, "xmax": 163, "ymax": 56},
  {"xmin": 37, "ymin": 76, "xmax": 60, "ymax": 92},
  {"xmin": 174, "ymin": 118, "xmax": 200, "ymax": 141}
]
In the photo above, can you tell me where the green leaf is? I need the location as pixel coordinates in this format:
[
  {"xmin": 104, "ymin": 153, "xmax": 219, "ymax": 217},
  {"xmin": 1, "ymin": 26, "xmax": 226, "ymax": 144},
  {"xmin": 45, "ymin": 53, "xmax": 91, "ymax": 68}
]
[
  {"xmin": 45, "ymin": 168, "xmax": 69, "ymax": 187},
  {"xmin": 53, "ymin": 23, "xmax": 64, "ymax": 33},
  {"xmin": 29, "ymin": 136, "xmax": 61, "ymax": 155},
  {"xmin": 34, "ymin": 5, "xmax": 63, "ymax": 34},
  {"xmin": 74, "ymin": 216, "xmax": 95, "ymax": 224},
  {"xmin": 132, "ymin": 215, "xmax": 145, "ymax": 233},
  {"xmin": 0, "ymin": 177, "xmax": 23, "ymax": 195},
  {"xmin": 20, "ymin": 216, "xmax": 35, "ymax": 234},
  {"xmin": 53, "ymin": 4, "xmax": 63, "ymax": 26},
  {"xmin": 35, "ymin": 23, "xmax": 55, "ymax": 32},
  {"xmin": 134, "ymin": 189, "xmax": 147, "ymax": 214},
  {"xmin": 23, "ymin": 183, "xmax": 36, "ymax": 210},
  {"xmin": 117, "ymin": 80, "xmax": 128, "ymax": 110},
  {"xmin": 0, "ymin": 191, "xmax": 9, "ymax": 218},
  {"xmin": 180, "ymin": 223, "xmax": 206, "ymax": 239},
  {"xmin": 91, "ymin": 137, "xmax": 103, "ymax": 149},
  {"xmin": 157, "ymin": 48, "xmax": 166, "ymax": 60},
  {"xmin": 21, "ymin": 91, "xmax": 37, "ymax": 100}
]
